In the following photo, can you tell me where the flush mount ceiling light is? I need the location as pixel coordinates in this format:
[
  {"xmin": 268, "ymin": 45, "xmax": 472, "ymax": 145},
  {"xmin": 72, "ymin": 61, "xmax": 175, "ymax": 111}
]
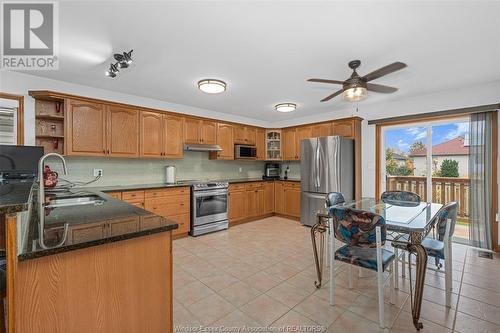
[
  {"xmin": 197, "ymin": 79, "xmax": 226, "ymax": 94},
  {"xmin": 105, "ymin": 49, "xmax": 133, "ymax": 78},
  {"xmin": 275, "ymin": 103, "xmax": 297, "ymax": 113}
]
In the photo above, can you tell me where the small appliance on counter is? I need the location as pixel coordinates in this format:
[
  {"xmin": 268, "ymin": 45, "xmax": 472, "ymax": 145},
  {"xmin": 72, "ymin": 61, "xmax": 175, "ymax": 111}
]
[
  {"xmin": 262, "ymin": 162, "xmax": 280, "ymax": 180},
  {"xmin": 0, "ymin": 145, "xmax": 44, "ymax": 179},
  {"xmin": 165, "ymin": 165, "xmax": 176, "ymax": 184}
]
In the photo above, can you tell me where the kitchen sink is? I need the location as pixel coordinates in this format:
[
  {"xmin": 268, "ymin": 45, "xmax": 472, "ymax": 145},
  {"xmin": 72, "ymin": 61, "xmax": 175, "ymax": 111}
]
[{"xmin": 45, "ymin": 194, "xmax": 106, "ymax": 208}]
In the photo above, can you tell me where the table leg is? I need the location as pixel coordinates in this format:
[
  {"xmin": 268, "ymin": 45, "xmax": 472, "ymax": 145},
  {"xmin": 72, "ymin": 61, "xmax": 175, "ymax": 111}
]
[
  {"xmin": 407, "ymin": 243, "xmax": 428, "ymax": 331},
  {"xmin": 311, "ymin": 221, "xmax": 325, "ymax": 289}
]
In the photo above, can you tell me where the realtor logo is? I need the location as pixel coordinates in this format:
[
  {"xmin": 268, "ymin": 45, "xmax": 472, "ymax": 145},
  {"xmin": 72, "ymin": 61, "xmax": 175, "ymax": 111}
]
[{"xmin": 1, "ymin": 1, "xmax": 59, "ymax": 70}]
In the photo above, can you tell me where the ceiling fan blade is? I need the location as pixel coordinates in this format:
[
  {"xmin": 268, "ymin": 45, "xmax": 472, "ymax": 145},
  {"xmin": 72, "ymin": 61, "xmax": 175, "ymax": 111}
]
[
  {"xmin": 366, "ymin": 83, "xmax": 398, "ymax": 93},
  {"xmin": 320, "ymin": 89, "xmax": 343, "ymax": 102},
  {"xmin": 362, "ymin": 62, "xmax": 407, "ymax": 82},
  {"xmin": 307, "ymin": 78, "xmax": 344, "ymax": 85}
]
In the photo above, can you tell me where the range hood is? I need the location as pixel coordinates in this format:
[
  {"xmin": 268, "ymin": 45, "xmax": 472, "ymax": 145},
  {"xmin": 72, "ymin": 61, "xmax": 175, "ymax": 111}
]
[{"xmin": 183, "ymin": 143, "xmax": 222, "ymax": 152}]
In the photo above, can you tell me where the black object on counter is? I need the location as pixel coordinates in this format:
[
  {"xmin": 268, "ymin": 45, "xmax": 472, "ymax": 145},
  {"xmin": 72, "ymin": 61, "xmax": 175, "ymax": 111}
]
[{"xmin": 0, "ymin": 145, "xmax": 43, "ymax": 179}]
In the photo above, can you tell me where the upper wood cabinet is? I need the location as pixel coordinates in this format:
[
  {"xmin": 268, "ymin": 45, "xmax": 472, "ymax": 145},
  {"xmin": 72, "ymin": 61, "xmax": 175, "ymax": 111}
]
[
  {"xmin": 66, "ymin": 99, "xmax": 106, "ymax": 156},
  {"xmin": 184, "ymin": 118, "xmax": 217, "ymax": 144},
  {"xmin": 282, "ymin": 128, "xmax": 297, "ymax": 160},
  {"xmin": 210, "ymin": 123, "xmax": 234, "ymax": 160},
  {"xmin": 140, "ymin": 112, "xmax": 184, "ymax": 159},
  {"xmin": 140, "ymin": 111, "xmax": 163, "ymax": 158},
  {"xmin": 107, "ymin": 105, "xmax": 140, "ymax": 157},
  {"xmin": 256, "ymin": 129, "xmax": 266, "ymax": 160},
  {"xmin": 234, "ymin": 126, "xmax": 257, "ymax": 145},
  {"xmin": 164, "ymin": 115, "xmax": 184, "ymax": 158},
  {"xmin": 311, "ymin": 123, "xmax": 332, "ymax": 138},
  {"xmin": 332, "ymin": 120, "xmax": 354, "ymax": 138},
  {"xmin": 296, "ymin": 126, "xmax": 312, "ymax": 160}
]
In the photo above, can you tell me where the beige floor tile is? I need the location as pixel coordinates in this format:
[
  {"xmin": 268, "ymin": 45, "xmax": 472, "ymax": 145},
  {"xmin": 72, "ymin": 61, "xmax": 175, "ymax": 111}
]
[
  {"xmin": 326, "ymin": 310, "xmax": 386, "ymax": 333},
  {"xmin": 313, "ymin": 283, "xmax": 361, "ymax": 307},
  {"xmin": 348, "ymin": 294, "xmax": 400, "ymax": 328},
  {"xmin": 390, "ymin": 311, "xmax": 450, "ymax": 333},
  {"xmin": 402, "ymin": 298, "xmax": 455, "ymax": 329},
  {"xmin": 173, "ymin": 267, "xmax": 198, "ymax": 288},
  {"xmin": 266, "ymin": 282, "xmax": 311, "ymax": 307},
  {"xmin": 460, "ymin": 283, "xmax": 500, "ymax": 307},
  {"xmin": 173, "ymin": 301, "xmax": 201, "ymax": 328},
  {"xmin": 240, "ymin": 294, "xmax": 291, "ymax": 326},
  {"xmin": 265, "ymin": 262, "xmax": 301, "ymax": 281},
  {"xmin": 462, "ymin": 272, "xmax": 500, "ymax": 293},
  {"xmin": 272, "ymin": 310, "xmax": 326, "ymax": 331},
  {"xmin": 457, "ymin": 295, "xmax": 500, "ymax": 326},
  {"xmin": 187, "ymin": 294, "xmax": 235, "ymax": 326},
  {"xmin": 421, "ymin": 285, "xmax": 459, "ymax": 309},
  {"xmin": 182, "ymin": 260, "xmax": 218, "ymax": 279},
  {"xmin": 223, "ymin": 261, "xmax": 261, "ymax": 280},
  {"xmin": 199, "ymin": 272, "xmax": 239, "ymax": 292},
  {"xmin": 243, "ymin": 271, "xmax": 283, "ymax": 293},
  {"xmin": 174, "ymin": 280, "xmax": 216, "ymax": 306},
  {"xmin": 294, "ymin": 294, "xmax": 345, "ymax": 327},
  {"xmin": 286, "ymin": 271, "xmax": 320, "ymax": 294},
  {"xmin": 240, "ymin": 253, "xmax": 278, "ymax": 270},
  {"xmin": 219, "ymin": 281, "xmax": 262, "ymax": 307},
  {"xmin": 212, "ymin": 310, "xmax": 261, "ymax": 328},
  {"xmin": 454, "ymin": 311, "xmax": 500, "ymax": 333}
]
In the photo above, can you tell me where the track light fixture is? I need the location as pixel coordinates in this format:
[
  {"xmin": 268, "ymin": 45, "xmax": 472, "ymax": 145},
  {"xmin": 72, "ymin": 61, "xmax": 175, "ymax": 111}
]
[{"xmin": 105, "ymin": 50, "xmax": 133, "ymax": 78}]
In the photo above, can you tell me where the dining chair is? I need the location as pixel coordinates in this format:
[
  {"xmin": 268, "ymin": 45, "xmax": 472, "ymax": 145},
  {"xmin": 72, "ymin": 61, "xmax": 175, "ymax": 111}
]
[
  {"xmin": 381, "ymin": 190, "xmax": 421, "ymax": 206},
  {"xmin": 329, "ymin": 206, "xmax": 395, "ymax": 328},
  {"xmin": 325, "ymin": 192, "xmax": 345, "ymax": 207},
  {"xmin": 392, "ymin": 201, "xmax": 458, "ymax": 307}
]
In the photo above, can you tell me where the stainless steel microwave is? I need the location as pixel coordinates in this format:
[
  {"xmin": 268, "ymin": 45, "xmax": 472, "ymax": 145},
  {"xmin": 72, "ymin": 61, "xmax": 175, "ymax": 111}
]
[{"xmin": 234, "ymin": 144, "xmax": 256, "ymax": 159}]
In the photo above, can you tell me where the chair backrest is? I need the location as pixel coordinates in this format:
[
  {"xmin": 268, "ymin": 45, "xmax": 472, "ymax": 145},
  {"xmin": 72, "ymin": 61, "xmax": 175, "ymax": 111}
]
[
  {"xmin": 381, "ymin": 190, "xmax": 421, "ymax": 207},
  {"xmin": 325, "ymin": 192, "xmax": 345, "ymax": 208},
  {"xmin": 330, "ymin": 206, "xmax": 387, "ymax": 248},
  {"xmin": 434, "ymin": 201, "xmax": 458, "ymax": 240}
]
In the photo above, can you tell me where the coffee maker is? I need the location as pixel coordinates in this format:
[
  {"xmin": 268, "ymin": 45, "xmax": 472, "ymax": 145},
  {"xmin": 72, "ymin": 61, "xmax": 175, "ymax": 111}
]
[{"xmin": 262, "ymin": 163, "xmax": 280, "ymax": 180}]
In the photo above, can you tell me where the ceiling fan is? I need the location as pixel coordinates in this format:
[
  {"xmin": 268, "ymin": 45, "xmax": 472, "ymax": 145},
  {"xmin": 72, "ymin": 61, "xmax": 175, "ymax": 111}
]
[{"xmin": 308, "ymin": 60, "xmax": 407, "ymax": 102}]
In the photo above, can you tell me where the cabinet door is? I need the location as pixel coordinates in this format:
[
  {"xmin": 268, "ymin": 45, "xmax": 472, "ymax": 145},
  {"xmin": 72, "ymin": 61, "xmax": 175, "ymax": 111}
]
[
  {"xmin": 256, "ymin": 188, "xmax": 265, "ymax": 216},
  {"xmin": 246, "ymin": 127, "xmax": 257, "ymax": 145},
  {"xmin": 332, "ymin": 120, "xmax": 354, "ymax": 138},
  {"xmin": 311, "ymin": 123, "xmax": 332, "ymax": 138},
  {"xmin": 284, "ymin": 188, "xmax": 301, "ymax": 218},
  {"xmin": 170, "ymin": 213, "xmax": 190, "ymax": 236},
  {"xmin": 109, "ymin": 216, "xmax": 140, "ymax": 236},
  {"xmin": 274, "ymin": 182, "xmax": 284, "ymax": 214},
  {"xmin": 215, "ymin": 123, "xmax": 234, "ymax": 160},
  {"xmin": 263, "ymin": 182, "xmax": 274, "ymax": 214},
  {"xmin": 228, "ymin": 190, "xmax": 245, "ymax": 222},
  {"xmin": 296, "ymin": 126, "xmax": 313, "ymax": 160},
  {"xmin": 107, "ymin": 106, "xmax": 140, "ymax": 157},
  {"xmin": 164, "ymin": 115, "xmax": 184, "ymax": 158},
  {"xmin": 184, "ymin": 117, "xmax": 201, "ymax": 143},
  {"xmin": 66, "ymin": 99, "xmax": 106, "ymax": 156},
  {"xmin": 68, "ymin": 222, "xmax": 107, "ymax": 244},
  {"xmin": 245, "ymin": 190, "xmax": 257, "ymax": 217},
  {"xmin": 201, "ymin": 120, "xmax": 217, "ymax": 144},
  {"xmin": 234, "ymin": 126, "xmax": 246, "ymax": 144},
  {"xmin": 282, "ymin": 129, "xmax": 297, "ymax": 160},
  {"xmin": 140, "ymin": 111, "xmax": 163, "ymax": 158},
  {"xmin": 255, "ymin": 129, "xmax": 266, "ymax": 160}
]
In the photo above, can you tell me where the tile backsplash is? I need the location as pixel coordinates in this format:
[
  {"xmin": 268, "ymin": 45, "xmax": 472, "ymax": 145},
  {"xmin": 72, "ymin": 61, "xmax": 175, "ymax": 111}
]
[{"xmin": 48, "ymin": 151, "xmax": 268, "ymax": 186}]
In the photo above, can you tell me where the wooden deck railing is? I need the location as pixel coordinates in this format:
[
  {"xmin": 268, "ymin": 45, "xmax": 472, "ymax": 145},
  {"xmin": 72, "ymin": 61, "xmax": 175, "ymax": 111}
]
[{"xmin": 385, "ymin": 175, "xmax": 470, "ymax": 219}]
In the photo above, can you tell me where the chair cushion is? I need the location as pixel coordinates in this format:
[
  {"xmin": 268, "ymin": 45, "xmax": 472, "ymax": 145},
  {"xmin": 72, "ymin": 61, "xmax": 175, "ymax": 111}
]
[
  {"xmin": 390, "ymin": 235, "xmax": 445, "ymax": 260},
  {"xmin": 335, "ymin": 245, "xmax": 395, "ymax": 272}
]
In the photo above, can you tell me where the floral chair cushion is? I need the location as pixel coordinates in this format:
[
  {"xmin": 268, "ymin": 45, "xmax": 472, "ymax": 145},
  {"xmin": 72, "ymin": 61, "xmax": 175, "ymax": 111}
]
[
  {"xmin": 325, "ymin": 192, "xmax": 345, "ymax": 208},
  {"xmin": 329, "ymin": 207, "xmax": 387, "ymax": 248},
  {"xmin": 392, "ymin": 234, "xmax": 445, "ymax": 260},
  {"xmin": 381, "ymin": 191, "xmax": 421, "ymax": 207},
  {"xmin": 335, "ymin": 245, "xmax": 395, "ymax": 271}
]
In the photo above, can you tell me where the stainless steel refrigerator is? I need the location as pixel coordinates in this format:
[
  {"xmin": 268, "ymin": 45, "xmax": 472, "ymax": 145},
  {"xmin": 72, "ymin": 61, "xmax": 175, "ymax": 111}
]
[{"xmin": 300, "ymin": 136, "xmax": 354, "ymax": 226}]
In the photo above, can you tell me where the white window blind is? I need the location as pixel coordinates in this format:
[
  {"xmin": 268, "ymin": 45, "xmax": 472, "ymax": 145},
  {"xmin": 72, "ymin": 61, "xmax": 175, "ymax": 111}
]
[{"xmin": 0, "ymin": 107, "xmax": 16, "ymax": 144}]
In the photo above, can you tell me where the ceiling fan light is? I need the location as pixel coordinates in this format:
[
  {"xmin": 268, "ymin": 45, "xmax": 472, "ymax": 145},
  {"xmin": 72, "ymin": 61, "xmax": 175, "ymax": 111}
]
[
  {"xmin": 198, "ymin": 79, "xmax": 226, "ymax": 94},
  {"xmin": 275, "ymin": 103, "xmax": 296, "ymax": 113},
  {"xmin": 342, "ymin": 86, "xmax": 367, "ymax": 102}
]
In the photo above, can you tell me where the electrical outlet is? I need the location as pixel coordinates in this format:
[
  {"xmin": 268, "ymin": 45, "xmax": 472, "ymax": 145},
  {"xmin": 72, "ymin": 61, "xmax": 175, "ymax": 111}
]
[
  {"xmin": 238, "ymin": 167, "xmax": 243, "ymax": 173},
  {"xmin": 93, "ymin": 169, "xmax": 103, "ymax": 177}
]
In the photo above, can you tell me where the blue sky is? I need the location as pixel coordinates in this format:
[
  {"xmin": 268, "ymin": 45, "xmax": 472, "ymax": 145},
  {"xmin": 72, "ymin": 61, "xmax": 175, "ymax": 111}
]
[{"xmin": 386, "ymin": 122, "xmax": 469, "ymax": 153}]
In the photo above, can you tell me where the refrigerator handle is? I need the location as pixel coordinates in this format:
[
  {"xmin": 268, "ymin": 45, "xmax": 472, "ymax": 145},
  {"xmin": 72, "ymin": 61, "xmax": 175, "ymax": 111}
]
[
  {"xmin": 317, "ymin": 142, "xmax": 323, "ymax": 189},
  {"xmin": 315, "ymin": 140, "xmax": 320, "ymax": 189}
]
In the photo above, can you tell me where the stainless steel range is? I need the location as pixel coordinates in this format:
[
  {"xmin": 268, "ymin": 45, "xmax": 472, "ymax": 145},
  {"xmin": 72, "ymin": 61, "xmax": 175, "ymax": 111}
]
[{"xmin": 190, "ymin": 181, "xmax": 229, "ymax": 236}]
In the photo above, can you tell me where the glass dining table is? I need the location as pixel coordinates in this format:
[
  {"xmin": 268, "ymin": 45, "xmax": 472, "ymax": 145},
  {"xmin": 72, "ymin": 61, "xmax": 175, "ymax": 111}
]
[{"xmin": 311, "ymin": 198, "xmax": 443, "ymax": 331}]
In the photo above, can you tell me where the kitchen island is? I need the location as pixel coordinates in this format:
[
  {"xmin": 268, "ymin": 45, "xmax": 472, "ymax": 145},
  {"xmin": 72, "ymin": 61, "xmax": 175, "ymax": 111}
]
[{"xmin": 2, "ymin": 184, "xmax": 177, "ymax": 333}]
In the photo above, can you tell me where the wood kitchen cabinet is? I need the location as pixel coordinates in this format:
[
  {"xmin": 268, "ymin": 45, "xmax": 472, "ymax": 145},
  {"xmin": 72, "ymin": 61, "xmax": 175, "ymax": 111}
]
[
  {"xmin": 228, "ymin": 184, "xmax": 246, "ymax": 223},
  {"xmin": 108, "ymin": 216, "xmax": 140, "ymax": 236},
  {"xmin": 296, "ymin": 126, "xmax": 312, "ymax": 160},
  {"xmin": 311, "ymin": 122, "xmax": 333, "ymax": 137},
  {"xmin": 140, "ymin": 112, "xmax": 184, "ymax": 159},
  {"xmin": 164, "ymin": 114, "xmax": 184, "ymax": 158},
  {"xmin": 263, "ymin": 182, "xmax": 274, "ymax": 214},
  {"xmin": 107, "ymin": 105, "xmax": 140, "ymax": 157},
  {"xmin": 256, "ymin": 128, "xmax": 266, "ymax": 160},
  {"xmin": 274, "ymin": 181, "xmax": 300, "ymax": 218},
  {"xmin": 234, "ymin": 126, "xmax": 257, "ymax": 145},
  {"xmin": 210, "ymin": 123, "xmax": 234, "ymax": 160},
  {"xmin": 282, "ymin": 128, "xmax": 297, "ymax": 160},
  {"xmin": 184, "ymin": 117, "xmax": 217, "ymax": 144},
  {"xmin": 274, "ymin": 181, "xmax": 285, "ymax": 214},
  {"xmin": 65, "ymin": 99, "xmax": 107, "ymax": 156},
  {"xmin": 332, "ymin": 120, "xmax": 355, "ymax": 138}
]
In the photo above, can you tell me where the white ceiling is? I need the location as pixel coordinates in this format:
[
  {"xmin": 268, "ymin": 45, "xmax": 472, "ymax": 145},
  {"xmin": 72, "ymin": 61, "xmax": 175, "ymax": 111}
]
[{"xmin": 27, "ymin": 1, "xmax": 500, "ymax": 122}]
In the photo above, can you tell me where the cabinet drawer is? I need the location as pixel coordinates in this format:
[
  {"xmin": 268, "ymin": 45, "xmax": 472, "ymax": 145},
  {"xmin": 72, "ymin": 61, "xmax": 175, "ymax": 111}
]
[
  {"xmin": 245, "ymin": 182, "xmax": 264, "ymax": 190},
  {"xmin": 145, "ymin": 187, "xmax": 190, "ymax": 198},
  {"xmin": 107, "ymin": 191, "xmax": 122, "ymax": 200},
  {"xmin": 109, "ymin": 217, "xmax": 140, "ymax": 236},
  {"xmin": 68, "ymin": 222, "xmax": 106, "ymax": 244},
  {"xmin": 122, "ymin": 190, "xmax": 145, "ymax": 201},
  {"xmin": 125, "ymin": 200, "xmax": 144, "ymax": 209},
  {"xmin": 168, "ymin": 213, "xmax": 190, "ymax": 235},
  {"xmin": 229, "ymin": 183, "xmax": 245, "ymax": 192},
  {"xmin": 283, "ymin": 181, "xmax": 301, "ymax": 190},
  {"xmin": 144, "ymin": 196, "xmax": 190, "ymax": 216},
  {"xmin": 140, "ymin": 215, "xmax": 163, "ymax": 230}
]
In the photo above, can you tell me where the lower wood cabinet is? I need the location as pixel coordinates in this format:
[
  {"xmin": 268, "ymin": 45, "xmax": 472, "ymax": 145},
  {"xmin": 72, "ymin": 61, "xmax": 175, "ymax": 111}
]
[
  {"xmin": 228, "ymin": 184, "xmax": 246, "ymax": 223},
  {"xmin": 274, "ymin": 181, "xmax": 301, "ymax": 218}
]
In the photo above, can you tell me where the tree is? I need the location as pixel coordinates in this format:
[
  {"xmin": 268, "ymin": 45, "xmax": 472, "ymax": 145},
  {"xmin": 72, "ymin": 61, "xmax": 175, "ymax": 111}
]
[
  {"xmin": 385, "ymin": 148, "xmax": 415, "ymax": 176},
  {"xmin": 409, "ymin": 141, "xmax": 425, "ymax": 154},
  {"xmin": 439, "ymin": 159, "xmax": 459, "ymax": 177}
]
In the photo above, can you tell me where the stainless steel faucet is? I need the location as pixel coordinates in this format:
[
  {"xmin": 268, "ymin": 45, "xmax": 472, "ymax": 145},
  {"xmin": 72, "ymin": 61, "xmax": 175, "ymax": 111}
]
[{"xmin": 37, "ymin": 153, "xmax": 69, "ymax": 249}]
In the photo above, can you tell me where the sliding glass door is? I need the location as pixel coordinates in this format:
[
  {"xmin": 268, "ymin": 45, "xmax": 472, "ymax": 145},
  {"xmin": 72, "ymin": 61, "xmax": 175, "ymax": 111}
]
[{"xmin": 381, "ymin": 117, "xmax": 471, "ymax": 244}]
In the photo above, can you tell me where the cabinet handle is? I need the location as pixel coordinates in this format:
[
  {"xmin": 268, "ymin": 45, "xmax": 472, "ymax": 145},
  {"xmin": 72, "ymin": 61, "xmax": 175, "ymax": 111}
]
[
  {"xmin": 107, "ymin": 149, "xmax": 110, "ymax": 154},
  {"xmin": 103, "ymin": 149, "xmax": 105, "ymax": 154}
]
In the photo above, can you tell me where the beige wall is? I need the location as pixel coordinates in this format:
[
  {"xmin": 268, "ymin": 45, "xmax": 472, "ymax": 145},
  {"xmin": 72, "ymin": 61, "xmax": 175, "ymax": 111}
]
[{"xmin": 413, "ymin": 155, "xmax": 469, "ymax": 177}]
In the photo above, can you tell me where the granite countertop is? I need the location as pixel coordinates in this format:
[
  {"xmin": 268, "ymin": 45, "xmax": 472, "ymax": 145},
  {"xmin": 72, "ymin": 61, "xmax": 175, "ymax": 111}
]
[
  {"xmin": 88, "ymin": 177, "xmax": 301, "ymax": 193},
  {"xmin": 17, "ymin": 189, "xmax": 178, "ymax": 261},
  {"xmin": 0, "ymin": 179, "xmax": 35, "ymax": 214}
]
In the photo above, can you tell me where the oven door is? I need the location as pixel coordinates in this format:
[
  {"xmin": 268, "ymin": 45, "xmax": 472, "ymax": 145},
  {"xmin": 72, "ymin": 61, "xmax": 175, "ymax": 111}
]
[{"xmin": 193, "ymin": 189, "xmax": 228, "ymax": 226}]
